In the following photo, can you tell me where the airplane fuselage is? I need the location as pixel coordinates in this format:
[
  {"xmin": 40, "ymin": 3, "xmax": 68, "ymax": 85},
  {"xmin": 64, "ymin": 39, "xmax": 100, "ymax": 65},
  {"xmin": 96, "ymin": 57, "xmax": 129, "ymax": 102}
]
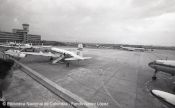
[
  {"xmin": 149, "ymin": 60, "xmax": 175, "ymax": 80},
  {"xmin": 120, "ymin": 46, "xmax": 145, "ymax": 52},
  {"xmin": 149, "ymin": 62, "xmax": 175, "ymax": 75},
  {"xmin": 149, "ymin": 60, "xmax": 175, "ymax": 76}
]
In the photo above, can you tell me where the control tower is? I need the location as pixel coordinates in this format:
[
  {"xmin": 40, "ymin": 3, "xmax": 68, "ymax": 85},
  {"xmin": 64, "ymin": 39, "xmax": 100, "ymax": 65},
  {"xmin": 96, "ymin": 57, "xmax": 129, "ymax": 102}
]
[
  {"xmin": 22, "ymin": 24, "xmax": 29, "ymax": 32},
  {"xmin": 22, "ymin": 24, "xmax": 29, "ymax": 43}
]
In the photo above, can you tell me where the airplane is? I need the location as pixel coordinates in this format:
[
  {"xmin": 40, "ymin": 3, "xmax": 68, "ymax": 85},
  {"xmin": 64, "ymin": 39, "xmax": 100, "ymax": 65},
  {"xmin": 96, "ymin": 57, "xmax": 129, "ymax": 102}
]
[
  {"xmin": 151, "ymin": 89, "xmax": 175, "ymax": 108},
  {"xmin": 0, "ymin": 42, "xmax": 18, "ymax": 48},
  {"xmin": 148, "ymin": 60, "xmax": 175, "ymax": 80},
  {"xmin": 120, "ymin": 45, "xmax": 146, "ymax": 51},
  {"xmin": 4, "ymin": 49, "xmax": 26, "ymax": 59},
  {"xmin": 0, "ymin": 42, "xmax": 32, "ymax": 49},
  {"xmin": 4, "ymin": 44, "xmax": 92, "ymax": 66}
]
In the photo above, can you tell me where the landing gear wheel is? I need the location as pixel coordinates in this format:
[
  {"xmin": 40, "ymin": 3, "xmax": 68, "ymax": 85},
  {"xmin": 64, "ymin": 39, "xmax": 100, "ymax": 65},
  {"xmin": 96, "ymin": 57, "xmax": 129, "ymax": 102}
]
[
  {"xmin": 152, "ymin": 69, "xmax": 158, "ymax": 80},
  {"xmin": 152, "ymin": 76, "xmax": 157, "ymax": 80}
]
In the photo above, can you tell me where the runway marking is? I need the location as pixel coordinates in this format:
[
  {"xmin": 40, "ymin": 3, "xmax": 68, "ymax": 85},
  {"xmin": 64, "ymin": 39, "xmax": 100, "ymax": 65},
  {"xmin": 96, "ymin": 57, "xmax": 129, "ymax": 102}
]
[
  {"xmin": 98, "ymin": 68, "xmax": 123, "ymax": 108},
  {"xmin": 102, "ymin": 81, "xmax": 123, "ymax": 108},
  {"xmin": 134, "ymin": 52, "xmax": 143, "ymax": 108},
  {"xmin": 95, "ymin": 56, "xmax": 135, "ymax": 108}
]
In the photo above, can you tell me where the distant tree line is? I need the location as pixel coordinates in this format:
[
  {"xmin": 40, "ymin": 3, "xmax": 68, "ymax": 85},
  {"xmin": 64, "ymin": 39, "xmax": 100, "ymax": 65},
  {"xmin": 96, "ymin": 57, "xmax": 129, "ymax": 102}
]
[{"xmin": 40, "ymin": 40, "xmax": 175, "ymax": 50}]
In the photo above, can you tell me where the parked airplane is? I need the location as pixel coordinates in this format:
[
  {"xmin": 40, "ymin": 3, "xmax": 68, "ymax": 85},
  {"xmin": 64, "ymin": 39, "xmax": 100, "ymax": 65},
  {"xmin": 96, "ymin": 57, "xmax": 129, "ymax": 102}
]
[
  {"xmin": 151, "ymin": 89, "xmax": 175, "ymax": 108},
  {"xmin": 148, "ymin": 60, "xmax": 175, "ymax": 80},
  {"xmin": 4, "ymin": 44, "xmax": 91, "ymax": 66},
  {"xmin": 0, "ymin": 42, "xmax": 32, "ymax": 49},
  {"xmin": 0, "ymin": 42, "xmax": 18, "ymax": 48},
  {"xmin": 120, "ymin": 45, "xmax": 146, "ymax": 51},
  {"xmin": 4, "ymin": 49, "xmax": 26, "ymax": 58}
]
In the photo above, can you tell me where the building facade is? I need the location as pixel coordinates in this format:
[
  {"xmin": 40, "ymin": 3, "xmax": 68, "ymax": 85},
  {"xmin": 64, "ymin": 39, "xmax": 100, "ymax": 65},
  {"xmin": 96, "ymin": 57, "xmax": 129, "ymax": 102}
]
[{"xmin": 0, "ymin": 24, "xmax": 41, "ymax": 43}]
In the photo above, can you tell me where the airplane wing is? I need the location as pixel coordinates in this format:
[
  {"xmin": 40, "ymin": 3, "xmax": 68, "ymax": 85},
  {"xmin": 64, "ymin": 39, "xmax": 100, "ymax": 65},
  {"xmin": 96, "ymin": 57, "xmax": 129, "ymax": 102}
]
[
  {"xmin": 65, "ymin": 57, "xmax": 92, "ymax": 61},
  {"xmin": 81, "ymin": 57, "xmax": 92, "ymax": 60},
  {"xmin": 22, "ymin": 52, "xmax": 59, "ymax": 57},
  {"xmin": 151, "ymin": 89, "xmax": 175, "ymax": 107},
  {"xmin": 32, "ymin": 45, "xmax": 52, "ymax": 49},
  {"xmin": 65, "ymin": 57, "xmax": 79, "ymax": 61}
]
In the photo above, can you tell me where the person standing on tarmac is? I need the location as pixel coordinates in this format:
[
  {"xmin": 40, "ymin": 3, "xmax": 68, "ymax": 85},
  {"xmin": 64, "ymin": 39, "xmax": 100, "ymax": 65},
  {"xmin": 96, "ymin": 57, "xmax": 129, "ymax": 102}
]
[
  {"xmin": 63, "ymin": 53, "xmax": 70, "ymax": 67},
  {"xmin": 0, "ymin": 58, "xmax": 14, "ymax": 108}
]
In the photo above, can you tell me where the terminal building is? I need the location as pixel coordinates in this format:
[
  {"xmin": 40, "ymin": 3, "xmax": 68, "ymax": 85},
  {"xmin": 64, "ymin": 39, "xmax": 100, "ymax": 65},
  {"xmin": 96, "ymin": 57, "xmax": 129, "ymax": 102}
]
[{"xmin": 0, "ymin": 24, "xmax": 41, "ymax": 43}]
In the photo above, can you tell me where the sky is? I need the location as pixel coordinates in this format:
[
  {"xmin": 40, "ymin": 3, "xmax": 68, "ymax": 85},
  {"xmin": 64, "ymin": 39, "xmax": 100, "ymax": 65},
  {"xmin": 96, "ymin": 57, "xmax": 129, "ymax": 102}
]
[{"xmin": 0, "ymin": 0, "xmax": 175, "ymax": 46}]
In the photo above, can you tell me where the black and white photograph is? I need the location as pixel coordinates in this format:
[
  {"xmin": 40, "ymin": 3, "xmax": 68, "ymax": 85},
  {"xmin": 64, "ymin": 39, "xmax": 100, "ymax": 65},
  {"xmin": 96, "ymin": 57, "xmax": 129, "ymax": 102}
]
[{"xmin": 0, "ymin": 0, "xmax": 175, "ymax": 108}]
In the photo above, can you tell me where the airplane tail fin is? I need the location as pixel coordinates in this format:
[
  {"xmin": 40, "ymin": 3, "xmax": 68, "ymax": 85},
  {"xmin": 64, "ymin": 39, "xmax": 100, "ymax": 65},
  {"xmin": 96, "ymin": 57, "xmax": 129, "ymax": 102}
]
[
  {"xmin": 76, "ymin": 44, "xmax": 91, "ymax": 60},
  {"xmin": 76, "ymin": 50, "xmax": 83, "ymax": 57},
  {"xmin": 77, "ymin": 43, "xmax": 83, "ymax": 57},
  {"xmin": 77, "ymin": 43, "xmax": 83, "ymax": 50}
]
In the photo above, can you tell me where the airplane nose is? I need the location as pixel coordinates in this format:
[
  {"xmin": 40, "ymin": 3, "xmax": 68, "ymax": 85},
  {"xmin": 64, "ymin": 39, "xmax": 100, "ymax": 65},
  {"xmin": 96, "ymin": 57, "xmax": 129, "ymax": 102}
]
[{"xmin": 148, "ymin": 61, "xmax": 155, "ymax": 67}]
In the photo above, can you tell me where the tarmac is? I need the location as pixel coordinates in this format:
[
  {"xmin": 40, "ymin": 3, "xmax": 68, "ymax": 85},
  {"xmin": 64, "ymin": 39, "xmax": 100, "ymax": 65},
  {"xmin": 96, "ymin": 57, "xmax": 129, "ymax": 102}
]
[{"xmin": 2, "ymin": 47, "xmax": 175, "ymax": 108}]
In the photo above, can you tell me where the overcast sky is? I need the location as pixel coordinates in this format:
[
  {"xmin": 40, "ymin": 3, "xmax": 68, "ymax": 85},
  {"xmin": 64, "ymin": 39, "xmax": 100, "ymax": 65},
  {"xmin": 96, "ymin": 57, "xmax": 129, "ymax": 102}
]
[{"xmin": 0, "ymin": 0, "xmax": 175, "ymax": 46}]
